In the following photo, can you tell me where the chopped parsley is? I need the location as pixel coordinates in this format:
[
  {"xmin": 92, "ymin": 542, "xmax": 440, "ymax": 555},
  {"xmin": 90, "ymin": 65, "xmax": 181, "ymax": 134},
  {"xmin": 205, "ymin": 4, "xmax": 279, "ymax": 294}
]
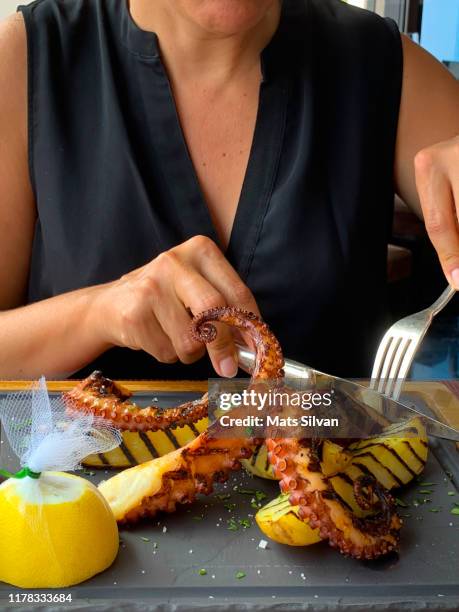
[
  {"xmin": 215, "ymin": 494, "xmax": 231, "ymax": 502},
  {"xmin": 227, "ymin": 518, "xmax": 239, "ymax": 531}
]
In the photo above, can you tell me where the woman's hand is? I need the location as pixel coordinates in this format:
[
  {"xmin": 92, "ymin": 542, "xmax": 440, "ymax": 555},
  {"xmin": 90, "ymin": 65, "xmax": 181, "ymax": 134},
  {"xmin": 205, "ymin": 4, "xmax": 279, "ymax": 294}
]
[
  {"xmin": 395, "ymin": 36, "xmax": 459, "ymax": 285},
  {"xmin": 0, "ymin": 234, "xmax": 257, "ymax": 379},
  {"xmin": 96, "ymin": 235, "xmax": 259, "ymax": 377},
  {"xmin": 414, "ymin": 135, "xmax": 459, "ymax": 288}
]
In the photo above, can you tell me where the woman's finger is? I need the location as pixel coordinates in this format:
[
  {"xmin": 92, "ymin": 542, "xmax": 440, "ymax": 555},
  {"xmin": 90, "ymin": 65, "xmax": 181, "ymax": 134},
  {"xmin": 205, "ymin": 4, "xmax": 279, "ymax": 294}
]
[
  {"xmin": 415, "ymin": 148, "xmax": 459, "ymax": 288},
  {"xmin": 138, "ymin": 315, "xmax": 179, "ymax": 364},
  {"xmin": 451, "ymin": 160, "xmax": 459, "ymax": 232},
  {"xmin": 188, "ymin": 236, "xmax": 260, "ymax": 315},
  {"xmin": 153, "ymin": 288, "xmax": 207, "ymax": 365},
  {"xmin": 172, "ymin": 262, "xmax": 238, "ymax": 377}
]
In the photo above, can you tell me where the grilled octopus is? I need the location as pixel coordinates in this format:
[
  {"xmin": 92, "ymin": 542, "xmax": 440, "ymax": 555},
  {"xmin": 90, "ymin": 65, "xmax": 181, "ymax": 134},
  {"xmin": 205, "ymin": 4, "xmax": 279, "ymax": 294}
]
[
  {"xmin": 67, "ymin": 307, "xmax": 282, "ymax": 523},
  {"xmin": 67, "ymin": 306, "xmax": 402, "ymax": 559},
  {"xmin": 65, "ymin": 371, "xmax": 209, "ymax": 433},
  {"xmin": 65, "ymin": 307, "xmax": 283, "ymax": 431},
  {"xmin": 266, "ymin": 439, "xmax": 401, "ymax": 559}
]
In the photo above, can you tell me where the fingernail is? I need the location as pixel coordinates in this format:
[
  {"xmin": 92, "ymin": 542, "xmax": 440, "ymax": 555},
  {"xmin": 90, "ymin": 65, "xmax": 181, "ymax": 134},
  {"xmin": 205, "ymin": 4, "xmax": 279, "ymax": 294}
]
[
  {"xmin": 452, "ymin": 269, "xmax": 459, "ymax": 289},
  {"xmin": 219, "ymin": 356, "xmax": 238, "ymax": 378}
]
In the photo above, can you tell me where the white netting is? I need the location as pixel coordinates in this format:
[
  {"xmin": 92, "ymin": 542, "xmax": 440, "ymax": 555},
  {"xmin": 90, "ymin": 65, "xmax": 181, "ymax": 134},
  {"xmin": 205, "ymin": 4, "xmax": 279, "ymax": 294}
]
[{"xmin": 0, "ymin": 377, "xmax": 121, "ymax": 473}]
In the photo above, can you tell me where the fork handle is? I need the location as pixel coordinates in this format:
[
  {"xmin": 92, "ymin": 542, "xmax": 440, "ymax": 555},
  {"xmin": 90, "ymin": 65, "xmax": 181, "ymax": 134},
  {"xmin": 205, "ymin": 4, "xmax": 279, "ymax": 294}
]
[{"xmin": 430, "ymin": 285, "xmax": 456, "ymax": 317}]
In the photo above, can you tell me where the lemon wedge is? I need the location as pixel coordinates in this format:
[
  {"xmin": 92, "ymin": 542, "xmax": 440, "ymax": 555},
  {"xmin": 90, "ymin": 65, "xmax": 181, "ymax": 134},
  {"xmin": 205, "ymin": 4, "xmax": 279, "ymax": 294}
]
[
  {"xmin": 0, "ymin": 472, "xmax": 119, "ymax": 588},
  {"xmin": 256, "ymin": 493, "xmax": 322, "ymax": 546}
]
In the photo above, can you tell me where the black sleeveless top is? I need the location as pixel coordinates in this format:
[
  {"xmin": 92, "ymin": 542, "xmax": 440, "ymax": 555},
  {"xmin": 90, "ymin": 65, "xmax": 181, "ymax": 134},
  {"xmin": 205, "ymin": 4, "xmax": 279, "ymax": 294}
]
[{"xmin": 19, "ymin": 0, "xmax": 402, "ymax": 380}]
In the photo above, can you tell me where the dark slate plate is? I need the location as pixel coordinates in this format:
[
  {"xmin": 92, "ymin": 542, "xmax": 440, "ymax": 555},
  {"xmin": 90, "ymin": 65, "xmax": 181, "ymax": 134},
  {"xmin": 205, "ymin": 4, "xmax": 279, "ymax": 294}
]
[{"xmin": 0, "ymin": 391, "xmax": 458, "ymax": 611}]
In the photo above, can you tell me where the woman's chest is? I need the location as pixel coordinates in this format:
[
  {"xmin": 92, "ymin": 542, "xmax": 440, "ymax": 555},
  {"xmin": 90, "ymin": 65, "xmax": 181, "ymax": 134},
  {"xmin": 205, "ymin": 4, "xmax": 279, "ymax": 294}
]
[{"xmin": 172, "ymin": 80, "xmax": 260, "ymax": 249}]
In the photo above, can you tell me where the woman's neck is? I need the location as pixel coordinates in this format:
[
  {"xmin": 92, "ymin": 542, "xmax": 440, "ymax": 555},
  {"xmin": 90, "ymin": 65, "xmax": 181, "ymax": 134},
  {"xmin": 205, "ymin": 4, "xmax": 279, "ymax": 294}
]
[{"xmin": 128, "ymin": 1, "xmax": 281, "ymax": 87}]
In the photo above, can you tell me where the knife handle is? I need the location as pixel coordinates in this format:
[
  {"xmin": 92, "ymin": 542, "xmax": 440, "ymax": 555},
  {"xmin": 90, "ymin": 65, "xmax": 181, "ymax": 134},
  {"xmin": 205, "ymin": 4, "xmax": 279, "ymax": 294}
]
[{"xmin": 235, "ymin": 344, "xmax": 315, "ymax": 380}]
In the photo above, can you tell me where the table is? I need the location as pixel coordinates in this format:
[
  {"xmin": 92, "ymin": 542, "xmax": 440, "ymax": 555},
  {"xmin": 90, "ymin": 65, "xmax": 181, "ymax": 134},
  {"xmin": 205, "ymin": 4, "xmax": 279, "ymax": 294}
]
[{"xmin": 0, "ymin": 379, "xmax": 458, "ymax": 611}]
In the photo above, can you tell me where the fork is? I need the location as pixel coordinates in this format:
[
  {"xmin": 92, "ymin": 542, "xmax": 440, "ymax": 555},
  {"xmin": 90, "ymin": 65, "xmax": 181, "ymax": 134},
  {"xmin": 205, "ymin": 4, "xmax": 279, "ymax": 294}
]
[{"xmin": 370, "ymin": 285, "xmax": 456, "ymax": 401}]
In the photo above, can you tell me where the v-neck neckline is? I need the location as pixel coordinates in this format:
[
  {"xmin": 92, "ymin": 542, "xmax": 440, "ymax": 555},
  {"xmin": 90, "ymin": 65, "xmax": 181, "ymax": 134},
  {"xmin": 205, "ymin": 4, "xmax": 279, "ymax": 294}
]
[{"xmin": 122, "ymin": 0, "xmax": 290, "ymax": 279}]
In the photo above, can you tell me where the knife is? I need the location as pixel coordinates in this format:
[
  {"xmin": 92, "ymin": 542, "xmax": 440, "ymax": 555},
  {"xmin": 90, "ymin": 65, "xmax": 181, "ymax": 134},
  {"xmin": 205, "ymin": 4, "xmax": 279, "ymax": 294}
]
[{"xmin": 236, "ymin": 344, "xmax": 459, "ymax": 442}]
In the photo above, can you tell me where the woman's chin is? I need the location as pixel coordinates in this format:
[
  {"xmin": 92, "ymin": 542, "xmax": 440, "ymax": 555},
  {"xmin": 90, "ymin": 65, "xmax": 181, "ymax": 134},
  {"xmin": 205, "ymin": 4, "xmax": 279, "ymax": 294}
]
[{"xmin": 181, "ymin": 0, "xmax": 279, "ymax": 36}]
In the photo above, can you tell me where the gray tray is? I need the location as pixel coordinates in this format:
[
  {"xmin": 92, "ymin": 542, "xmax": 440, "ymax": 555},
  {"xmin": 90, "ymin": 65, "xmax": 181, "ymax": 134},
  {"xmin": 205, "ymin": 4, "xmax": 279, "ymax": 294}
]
[{"xmin": 0, "ymin": 390, "xmax": 459, "ymax": 612}]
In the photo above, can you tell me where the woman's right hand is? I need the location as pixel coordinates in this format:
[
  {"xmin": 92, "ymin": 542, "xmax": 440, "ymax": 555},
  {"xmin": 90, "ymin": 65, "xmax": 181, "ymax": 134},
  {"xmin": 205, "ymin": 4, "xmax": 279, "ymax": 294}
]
[
  {"xmin": 0, "ymin": 19, "xmax": 257, "ymax": 379},
  {"xmin": 95, "ymin": 235, "xmax": 260, "ymax": 377}
]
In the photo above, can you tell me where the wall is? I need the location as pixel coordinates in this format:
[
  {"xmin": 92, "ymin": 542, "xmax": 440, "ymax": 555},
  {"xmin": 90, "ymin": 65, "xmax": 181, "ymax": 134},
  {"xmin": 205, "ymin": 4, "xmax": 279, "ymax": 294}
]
[{"xmin": 0, "ymin": 0, "xmax": 33, "ymax": 20}]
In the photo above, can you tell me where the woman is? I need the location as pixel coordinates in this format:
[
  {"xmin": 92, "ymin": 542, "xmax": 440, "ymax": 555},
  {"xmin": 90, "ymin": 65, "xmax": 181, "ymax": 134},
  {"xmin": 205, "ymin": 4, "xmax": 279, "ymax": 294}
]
[{"xmin": 0, "ymin": 0, "xmax": 458, "ymax": 380}]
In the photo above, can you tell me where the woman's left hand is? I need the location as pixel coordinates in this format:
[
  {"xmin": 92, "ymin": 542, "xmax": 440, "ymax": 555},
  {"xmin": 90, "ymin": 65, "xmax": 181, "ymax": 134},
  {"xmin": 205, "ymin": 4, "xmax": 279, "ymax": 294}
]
[
  {"xmin": 395, "ymin": 36, "xmax": 459, "ymax": 287},
  {"xmin": 414, "ymin": 135, "xmax": 459, "ymax": 289}
]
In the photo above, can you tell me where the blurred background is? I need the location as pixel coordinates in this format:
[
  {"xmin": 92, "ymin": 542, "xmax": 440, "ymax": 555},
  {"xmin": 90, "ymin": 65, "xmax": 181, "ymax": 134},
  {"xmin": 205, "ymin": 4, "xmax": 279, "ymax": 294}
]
[
  {"xmin": 344, "ymin": 0, "xmax": 459, "ymax": 380},
  {"xmin": 347, "ymin": 0, "xmax": 459, "ymax": 77},
  {"xmin": 1, "ymin": 0, "xmax": 458, "ymax": 379},
  {"xmin": 1, "ymin": 0, "xmax": 27, "ymax": 17}
]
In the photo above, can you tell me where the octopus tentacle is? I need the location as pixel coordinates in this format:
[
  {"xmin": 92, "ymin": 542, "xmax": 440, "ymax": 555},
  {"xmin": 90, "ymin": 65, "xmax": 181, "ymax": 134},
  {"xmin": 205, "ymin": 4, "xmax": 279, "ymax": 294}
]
[
  {"xmin": 64, "ymin": 371, "xmax": 208, "ymax": 432},
  {"xmin": 99, "ymin": 431, "xmax": 254, "ymax": 524},
  {"xmin": 191, "ymin": 306, "xmax": 284, "ymax": 380},
  {"xmin": 352, "ymin": 475, "xmax": 397, "ymax": 537},
  {"xmin": 65, "ymin": 307, "xmax": 284, "ymax": 431},
  {"xmin": 266, "ymin": 438, "xmax": 402, "ymax": 559},
  {"xmin": 97, "ymin": 307, "xmax": 283, "ymax": 522}
]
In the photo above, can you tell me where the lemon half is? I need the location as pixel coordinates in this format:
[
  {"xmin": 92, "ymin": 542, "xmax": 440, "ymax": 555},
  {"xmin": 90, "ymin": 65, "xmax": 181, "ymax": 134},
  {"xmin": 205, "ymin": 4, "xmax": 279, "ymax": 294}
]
[
  {"xmin": 256, "ymin": 493, "xmax": 322, "ymax": 546},
  {"xmin": 0, "ymin": 472, "xmax": 119, "ymax": 588}
]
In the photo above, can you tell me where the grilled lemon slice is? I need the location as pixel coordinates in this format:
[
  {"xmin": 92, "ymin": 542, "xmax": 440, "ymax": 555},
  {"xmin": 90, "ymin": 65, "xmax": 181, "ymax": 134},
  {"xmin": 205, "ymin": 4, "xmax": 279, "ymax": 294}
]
[{"xmin": 255, "ymin": 493, "xmax": 322, "ymax": 546}]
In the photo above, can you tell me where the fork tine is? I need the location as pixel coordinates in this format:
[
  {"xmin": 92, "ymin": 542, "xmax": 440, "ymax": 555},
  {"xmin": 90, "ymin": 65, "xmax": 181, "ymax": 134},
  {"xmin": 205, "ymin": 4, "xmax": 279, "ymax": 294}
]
[
  {"xmin": 385, "ymin": 337, "xmax": 413, "ymax": 398},
  {"xmin": 370, "ymin": 285, "xmax": 455, "ymax": 404},
  {"xmin": 370, "ymin": 333, "xmax": 394, "ymax": 388},
  {"xmin": 375, "ymin": 335, "xmax": 403, "ymax": 395},
  {"xmin": 391, "ymin": 334, "xmax": 427, "ymax": 400}
]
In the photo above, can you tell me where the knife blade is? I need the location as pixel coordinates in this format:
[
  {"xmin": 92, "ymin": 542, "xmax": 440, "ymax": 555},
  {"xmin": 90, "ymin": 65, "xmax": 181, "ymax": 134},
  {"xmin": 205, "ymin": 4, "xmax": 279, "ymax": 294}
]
[{"xmin": 236, "ymin": 344, "xmax": 459, "ymax": 441}]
